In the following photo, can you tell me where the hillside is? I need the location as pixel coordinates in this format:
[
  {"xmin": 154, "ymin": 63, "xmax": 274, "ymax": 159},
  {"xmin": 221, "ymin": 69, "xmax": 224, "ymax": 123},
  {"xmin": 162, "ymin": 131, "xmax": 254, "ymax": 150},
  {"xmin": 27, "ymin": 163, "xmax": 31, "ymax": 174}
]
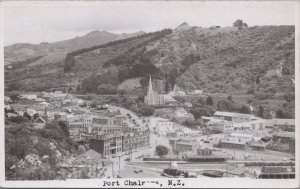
[
  {"xmin": 5, "ymin": 118, "xmax": 77, "ymax": 180},
  {"xmin": 4, "ymin": 24, "xmax": 295, "ymax": 117}
]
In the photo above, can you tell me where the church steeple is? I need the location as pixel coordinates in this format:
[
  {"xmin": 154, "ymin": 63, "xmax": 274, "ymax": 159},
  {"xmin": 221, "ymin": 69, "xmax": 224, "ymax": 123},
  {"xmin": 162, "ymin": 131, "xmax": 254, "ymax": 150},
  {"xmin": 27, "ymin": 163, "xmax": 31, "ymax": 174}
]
[{"xmin": 147, "ymin": 75, "xmax": 153, "ymax": 95}]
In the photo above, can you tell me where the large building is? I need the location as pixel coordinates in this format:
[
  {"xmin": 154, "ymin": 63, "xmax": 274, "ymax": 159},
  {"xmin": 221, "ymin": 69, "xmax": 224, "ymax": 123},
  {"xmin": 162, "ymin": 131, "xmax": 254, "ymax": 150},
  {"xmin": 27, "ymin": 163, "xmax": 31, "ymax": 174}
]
[
  {"xmin": 91, "ymin": 117, "xmax": 123, "ymax": 135},
  {"xmin": 144, "ymin": 75, "xmax": 165, "ymax": 105},
  {"xmin": 122, "ymin": 128, "xmax": 150, "ymax": 152},
  {"xmin": 214, "ymin": 111, "xmax": 257, "ymax": 123},
  {"xmin": 90, "ymin": 133, "xmax": 123, "ymax": 158}
]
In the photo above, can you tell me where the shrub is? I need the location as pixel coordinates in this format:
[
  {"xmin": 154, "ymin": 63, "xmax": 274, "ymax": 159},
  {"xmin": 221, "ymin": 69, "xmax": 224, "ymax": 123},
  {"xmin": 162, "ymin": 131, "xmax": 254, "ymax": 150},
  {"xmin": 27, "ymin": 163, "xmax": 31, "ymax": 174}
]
[
  {"xmin": 156, "ymin": 145, "xmax": 169, "ymax": 157},
  {"xmin": 10, "ymin": 116, "xmax": 30, "ymax": 124},
  {"xmin": 139, "ymin": 104, "xmax": 155, "ymax": 116},
  {"xmin": 97, "ymin": 84, "xmax": 117, "ymax": 95},
  {"xmin": 206, "ymin": 96, "xmax": 214, "ymax": 106}
]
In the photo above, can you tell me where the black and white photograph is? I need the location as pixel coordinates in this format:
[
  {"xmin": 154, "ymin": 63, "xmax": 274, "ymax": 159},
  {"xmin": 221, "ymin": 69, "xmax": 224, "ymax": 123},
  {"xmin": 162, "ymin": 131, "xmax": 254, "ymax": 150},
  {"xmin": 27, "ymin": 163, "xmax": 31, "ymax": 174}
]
[{"xmin": 0, "ymin": 0, "xmax": 299, "ymax": 188}]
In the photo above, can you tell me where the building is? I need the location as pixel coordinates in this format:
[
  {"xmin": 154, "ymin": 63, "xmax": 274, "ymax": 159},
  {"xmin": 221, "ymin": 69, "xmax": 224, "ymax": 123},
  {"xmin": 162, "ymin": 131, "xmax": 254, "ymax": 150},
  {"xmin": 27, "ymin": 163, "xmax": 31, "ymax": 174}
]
[
  {"xmin": 34, "ymin": 102, "xmax": 50, "ymax": 109},
  {"xmin": 169, "ymin": 137, "xmax": 198, "ymax": 153},
  {"xmin": 248, "ymin": 139, "xmax": 267, "ymax": 151},
  {"xmin": 272, "ymin": 119, "xmax": 295, "ymax": 132},
  {"xmin": 214, "ymin": 111, "xmax": 257, "ymax": 123},
  {"xmin": 218, "ymin": 138, "xmax": 247, "ymax": 150},
  {"xmin": 184, "ymin": 102, "xmax": 193, "ymax": 108},
  {"xmin": 26, "ymin": 108, "xmax": 37, "ymax": 117},
  {"xmin": 69, "ymin": 121, "xmax": 84, "ymax": 140},
  {"xmin": 186, "ymin": 148, "xmax": 228, "ymax": 162},
  {"xmin": 122, "ymin": 129, "xmax": 150, "ymax": 152},
  {"xmin": 187, "ymin": 89, "xmax": 203, "ymax": 95},
  {"xmin": 90, "ymin": 133, "xmax": 123, "ymax": 158},
  {"xmin": 84, "ymin": 115, "xmax": 99, "ymax": 128},
  {"xmin": 91, "ymin": 117, "xmax": 123, "ymax": 135},
  {"xmin": 144, "ymin": 75, "xmax": 165, "ymax": 106},
  {"xmin": 153, "ymin": 118, "xmax": 175, "ymax": 135},
  {"xmin": 259, "ymin": 166, "xmax": 295, "ymax": 179},
  {"xmin": 169, "ymin": 84, "xmax": 186, "ymax": 97},
  {"xmin": 207, "ymin": 119, "xmax": 234, "ymax": 133},
  {"xmin": 33, "ymin": 109, "xmax": 49, "ymax": 129},
  {"xmin": 175, "ymin": 107, "xmax": 188, "ymax": 117}
]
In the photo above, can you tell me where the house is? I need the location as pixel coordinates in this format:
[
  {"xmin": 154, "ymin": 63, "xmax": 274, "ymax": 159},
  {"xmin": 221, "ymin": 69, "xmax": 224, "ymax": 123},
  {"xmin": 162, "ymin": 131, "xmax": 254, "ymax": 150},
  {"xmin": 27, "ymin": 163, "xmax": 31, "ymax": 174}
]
[
  {"xmin": 184, "ymin": 102, "xmax": 193, "ymax": 108},
  {"xmin": 69, "ymin": 121, "xmax": 84, "ymax": 140},
  {"xmin": 188, "ymin": 90, "xmax": 203, "ymax": 95},
  {"xmin": 219, "ymin": 138, "xmax": 247, "ymax": 150},
  {"xmin": 272, "ymin": 119, "xmax": 295, "ymax": 131},
  {"xmin": 84, "ymin": 115, "xmax": 99, "ymax": 128},
  {"xmin": 33, "ymin": 116, "xmax": 48, "ymax": 129},
  {"xmin": 169, "ymin": 136, "xmax": 198, "ymax": 153},
  {"xmin": 35, "ymin": 98, "xmax": 45, "ymax": 102},
  {"xmin": 248, "ymin": 139, "xmax": 267, "ymax": 151},
  {"xmin": 90, "ymin": 133, "xmax": 123, "ymax": 158},
  {"xmin": 91, "ymin": 117, "xmax": 122, "ymax": 135},
  {"xmin": 122, "ymin": 129, "xmax": 150, "ymax": 152},
  {"xmin": 207, "ymin": 119, "xmax": 233, "ymax": 133},
  {"xmin": 153, "ymin": 118, "xmax": 176, "ymax": 135},
  {"xmin": 214, "ymin": 111, "xmax": 257, "ymax": 123},
  {"xmin": 26, "ymin": 108, "xmax": 37, "ymax": 117},
  {"xmin": 175, "ymin": 107, "xmax": 188, "ymax": 117}
]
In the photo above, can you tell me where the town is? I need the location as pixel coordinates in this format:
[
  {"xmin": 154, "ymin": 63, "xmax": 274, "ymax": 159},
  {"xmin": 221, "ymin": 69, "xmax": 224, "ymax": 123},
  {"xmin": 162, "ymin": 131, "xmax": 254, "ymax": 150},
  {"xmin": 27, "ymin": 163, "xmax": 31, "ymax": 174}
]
[{"xmin": 4, "ymin": 75, "xmax": 295, "ymax": 180}]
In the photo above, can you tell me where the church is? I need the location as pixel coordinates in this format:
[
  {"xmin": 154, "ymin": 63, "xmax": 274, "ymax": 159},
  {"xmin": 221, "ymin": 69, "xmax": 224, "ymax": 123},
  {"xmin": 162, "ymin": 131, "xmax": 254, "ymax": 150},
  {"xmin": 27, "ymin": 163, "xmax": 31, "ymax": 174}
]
[
  {"xmin": 144, "ymin": 75, "xmax": 178, "ymax": 106},
  {"xmin": 144, "ymin": 75, "xmax": 165, "ymax": 105}
]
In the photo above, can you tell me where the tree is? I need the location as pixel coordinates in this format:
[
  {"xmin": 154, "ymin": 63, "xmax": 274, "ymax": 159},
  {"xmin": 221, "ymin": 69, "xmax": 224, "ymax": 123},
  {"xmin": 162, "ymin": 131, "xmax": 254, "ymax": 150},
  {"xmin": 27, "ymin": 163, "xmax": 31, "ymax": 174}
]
[
  {"xmin": 190, "ymin": 108, "xmax": 211, "ymax": 120},
  {"xmin": 206, "ymin": 96, "xmax": 214, "ymax": 106},
  {"xmin": 165, "ymin": 82, "xmax": 170, "ymax": 93},
  {"xmin": 76, "ymin": 84, "xmax": 81, "ymax": 91},
  {"xmin": 233, "ymin": 19, "xmax": 244, "ymax": 30},
  {"xmin": 10, "ymin": 93, "xmax": 20, "ymax": 103},
  {"xmin": 32, "ymin": 113, "xmax": 39, "ymax": 121},
  {"xmin": 78, "ymin": 145, "xmax": 86, "ymax": 154},
  {"xmin": 58, "ymin": 121, "xmax": 70, "ymax": 137},
  {"xmin": 197, "ymin": 97, "xmax": 206, "ymax": 106},
  {"xmin": 23, "ymin": 112, "xmax": 32, "ymax": 122},
  {"xmin": 217, "ymin": 100, "xmax": 233, "ymax": 112},
  {"xmin": 227, "ymin": 95, "xmax": 233, "ymax": 102},
  {"xmin": 139, "ymin": 104, "xmax": 155, "ymax": 116},
  {"xmin": 276, "ymin": 109, "xmax": 284, "ymax": 118},
  {"xmin": 96, "ymin": 84, "xmax": 117, "ymax": 95},
  {"xmin": 239, "ymin": 106, "xmax": 250, "ymax": 114},
  {"xmin": 10, "ymin": 116, "xmax": 29, "ymax": 124},
  {"xmin": 258, "ymin": 106, "xmax": 264, "ymax": 118},
  {"xmin": 156, "ymin": 145, "xmax": 169, "ymax": 157}
]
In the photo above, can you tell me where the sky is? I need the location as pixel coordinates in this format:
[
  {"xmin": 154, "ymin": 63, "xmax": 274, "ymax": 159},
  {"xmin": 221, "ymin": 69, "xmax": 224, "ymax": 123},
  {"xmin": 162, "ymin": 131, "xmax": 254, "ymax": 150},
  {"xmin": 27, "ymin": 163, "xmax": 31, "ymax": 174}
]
[{"xmin": 2, "ymin": 1, "xmax": 296, "ymax": 46}]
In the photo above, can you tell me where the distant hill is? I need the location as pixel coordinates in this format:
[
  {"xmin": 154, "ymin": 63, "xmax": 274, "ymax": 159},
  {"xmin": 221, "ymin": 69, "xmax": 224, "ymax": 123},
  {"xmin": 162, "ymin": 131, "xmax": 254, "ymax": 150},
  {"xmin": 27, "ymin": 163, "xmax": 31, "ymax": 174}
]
[{"xmin": 4, "ymin": 30, "xmax": 145, "ymax": 66}]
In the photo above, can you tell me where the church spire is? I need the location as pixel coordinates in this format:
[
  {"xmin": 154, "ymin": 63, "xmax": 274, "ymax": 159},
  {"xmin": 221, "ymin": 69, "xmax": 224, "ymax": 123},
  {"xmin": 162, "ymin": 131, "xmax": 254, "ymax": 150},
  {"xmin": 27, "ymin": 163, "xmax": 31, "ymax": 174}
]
[{"xmin": 147, "ymin": 75, "xmax": 153, "ymax": 95}]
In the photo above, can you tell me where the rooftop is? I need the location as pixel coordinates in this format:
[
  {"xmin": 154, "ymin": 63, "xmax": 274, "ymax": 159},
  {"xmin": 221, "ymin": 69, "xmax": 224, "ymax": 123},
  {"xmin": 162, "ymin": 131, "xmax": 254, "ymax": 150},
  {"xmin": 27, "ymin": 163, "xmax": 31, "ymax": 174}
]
[
  {"xmin": 272, "ymin": 119, "xmax": 295, "ymax": 126},
  {"xmin": 214, "ymin": 111, "xmax": 256, "ymax": 119}
]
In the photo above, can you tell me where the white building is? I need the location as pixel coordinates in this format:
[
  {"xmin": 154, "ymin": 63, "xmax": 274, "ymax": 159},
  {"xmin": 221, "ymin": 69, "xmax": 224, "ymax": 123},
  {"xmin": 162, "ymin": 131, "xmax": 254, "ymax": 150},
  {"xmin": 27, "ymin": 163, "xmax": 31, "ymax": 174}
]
[
  {"xmin": 175, "ymin": 107, "xmax": 188, "ymax": 117},
  {"xmin": 214, "ymin": 111, "xmax": 257, "ymax": 123}
]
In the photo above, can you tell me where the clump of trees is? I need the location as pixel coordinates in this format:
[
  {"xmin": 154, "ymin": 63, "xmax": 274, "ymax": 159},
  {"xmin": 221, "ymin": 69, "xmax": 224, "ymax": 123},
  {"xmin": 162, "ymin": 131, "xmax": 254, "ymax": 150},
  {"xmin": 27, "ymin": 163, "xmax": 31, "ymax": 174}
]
[
  {"xmin": 233, "ymin": 19, "xmax": 248, "ymax": 30},
  {"xmin": 156, "ymin": 145, "xmax": 169, "ymax": 157},
  {"xmin": 139, "ymin": 104, "xmax": 155, "ymax": 116}
]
